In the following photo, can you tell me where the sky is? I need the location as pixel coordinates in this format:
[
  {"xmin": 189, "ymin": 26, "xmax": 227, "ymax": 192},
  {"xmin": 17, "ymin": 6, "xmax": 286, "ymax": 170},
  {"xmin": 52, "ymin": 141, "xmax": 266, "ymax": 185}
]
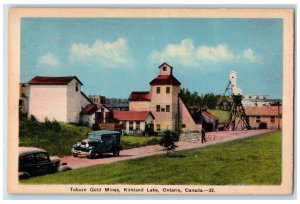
[{"xmin": 21, "ymin": 18, "xmax": 283, "ymax": 99}]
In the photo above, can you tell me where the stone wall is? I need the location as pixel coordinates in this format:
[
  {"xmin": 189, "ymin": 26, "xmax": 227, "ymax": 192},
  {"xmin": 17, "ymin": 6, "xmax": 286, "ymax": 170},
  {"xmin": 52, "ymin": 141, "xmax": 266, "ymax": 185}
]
[{"xmin": 179, "ymin": 132, "xmax": 201, "ymax": 142}]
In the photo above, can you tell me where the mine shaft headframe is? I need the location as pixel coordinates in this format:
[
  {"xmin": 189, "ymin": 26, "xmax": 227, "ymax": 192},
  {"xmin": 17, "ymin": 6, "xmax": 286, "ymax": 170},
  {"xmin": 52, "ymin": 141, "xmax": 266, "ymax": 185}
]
[
  {"xmin": 226, "ymin": 94, "xmax": 252, "ymax": 131},
  {"xmin": 223, "ymin": 81, "xmax": 232, "ymax": 96},
  {"xmin": 231, "ymin": 94, "xmax": 243, "ymax": 104}
]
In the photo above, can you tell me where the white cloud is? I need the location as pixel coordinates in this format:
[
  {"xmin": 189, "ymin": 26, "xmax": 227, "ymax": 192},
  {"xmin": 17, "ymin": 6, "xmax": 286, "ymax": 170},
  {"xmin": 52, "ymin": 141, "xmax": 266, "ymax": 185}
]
[
  {"xmin": 197, "ymin": 44, "xmax": 234, "ymax": 61},
  {"xmin": 38, "ymin": 52, "xmax": 60, "ymax": 67},
  {"xmin": 242, "ymin": 48, "xmax": 263, "ymax": 63},
  {"xmin": 150, "ymin": 38, "xmax": 262, "ymax": 67},
  {"xmin": 70, "ymin": 38, "xmax": 134, "ymax": 68}
]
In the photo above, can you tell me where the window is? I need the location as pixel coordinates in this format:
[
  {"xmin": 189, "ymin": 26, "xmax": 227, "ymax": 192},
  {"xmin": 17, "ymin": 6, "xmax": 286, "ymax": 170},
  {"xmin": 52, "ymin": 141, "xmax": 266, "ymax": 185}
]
[
  {"xmin": 256, "ymin": 116, "xmax": 261, "ymax": 123},
  {"xmin": 181, "ymin": 124, "xmax": 186, "ymax": 128},
  {"xmin": 156, "ymin": 87, "xmax": 161, "ymax": 94},
  {"xmin": 161, "ymin": 108, "xmax": 165, "ymax": 112},
  {"xmin": 75, "ymin": 82, "xmax": 79, "ymax": 92},
  {"xmin": 249, "ymin": 96, "xmax": 252, "ymax": 99},
  {"xmin": 129, "ymin": 122, "xmax": 134, "ymax": 130},
  {"xmin": 36, "ymin": 152, "xmax": 49, "ymax": 162},
  {"xmin": 22, "ymin": 154, "xmax": 35, "ymax": 164},
  {"xmin": 270, "ymin": 116, "xmax": 275, "ymax": 123},
  {"xmin": 163, "ymin": 67, "xmax": 167, "ymax": 71},
  {"xmin": 166, "ymin": 87, "xmax": 170, "ymax": 94},
  {"xmin": 156, "ymin": 124, "xmax": 161, "ymax": 131},
  {"xmin": 166, "ymin": 105, "xmax": 170, "ymax": 112},
  {"xmin": 156, "ymin": 105, "xmax": 160, "ymax": 112},
  {"xmin": 19, "ymin": 99, "xmax": 23, "ymax": 106},
  {"xmin": 136, "ymin": 122, "xmax": 140, "ymax": 130}
]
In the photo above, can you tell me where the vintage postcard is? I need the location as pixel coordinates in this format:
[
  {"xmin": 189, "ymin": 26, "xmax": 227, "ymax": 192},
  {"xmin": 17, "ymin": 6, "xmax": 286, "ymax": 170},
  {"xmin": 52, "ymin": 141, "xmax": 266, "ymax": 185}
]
[{"xmin": 7, "ymin": 8, "xmax": 294, "ymax": 195}]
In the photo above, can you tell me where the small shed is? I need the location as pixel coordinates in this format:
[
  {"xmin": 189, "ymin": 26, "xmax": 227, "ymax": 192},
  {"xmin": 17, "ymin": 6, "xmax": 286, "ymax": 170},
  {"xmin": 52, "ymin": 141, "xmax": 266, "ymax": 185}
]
[{"xmin": 195, "ymin": 108, "xmax": 219, "ymax": 132}]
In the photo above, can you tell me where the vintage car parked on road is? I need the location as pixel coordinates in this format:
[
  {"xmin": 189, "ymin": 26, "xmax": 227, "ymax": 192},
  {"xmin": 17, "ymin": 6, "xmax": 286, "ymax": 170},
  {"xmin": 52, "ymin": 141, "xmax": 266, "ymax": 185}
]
[
  {"xmin": 71, "ymin": 130, "xmax": 122, "ymax": 159},
  {"xmin": 19, "ymin": 147, "xmax": 72, "ymax": 180}
]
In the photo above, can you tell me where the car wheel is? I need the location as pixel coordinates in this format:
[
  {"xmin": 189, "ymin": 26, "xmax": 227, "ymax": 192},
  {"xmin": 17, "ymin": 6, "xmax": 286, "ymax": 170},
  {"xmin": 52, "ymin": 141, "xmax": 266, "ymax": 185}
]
[
  {"xmin": 19, "ymin": 171, "xmax": 31, "ymax": 180},
  {"xmin": 88, "ymin": 149, "xmax": 96, "ymax": 159},
  {"xmin": 72, "ymin": 152, "xmax": 78, "ymax": 157},
  {"xmin": 113, "ymin": 150, "xmax": 120, "ymax": 157}
]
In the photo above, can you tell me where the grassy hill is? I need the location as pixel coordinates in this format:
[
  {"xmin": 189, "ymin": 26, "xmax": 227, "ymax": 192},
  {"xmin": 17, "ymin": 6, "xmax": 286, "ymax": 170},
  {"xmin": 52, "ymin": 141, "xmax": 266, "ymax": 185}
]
[
  {"xmin": 22, "ymin": 131, "xmax": 282, "ymax": 185},
  {"xmin": 19, "ymin": 118, "xmax": 162, "ymax": 156},
  {"xmin": 208, "ymin": 109, "xmax": 231, "ymax": 123},
  {"xmin": 19, "ymin": 118, "xmax": 92, "ymax": 156}
]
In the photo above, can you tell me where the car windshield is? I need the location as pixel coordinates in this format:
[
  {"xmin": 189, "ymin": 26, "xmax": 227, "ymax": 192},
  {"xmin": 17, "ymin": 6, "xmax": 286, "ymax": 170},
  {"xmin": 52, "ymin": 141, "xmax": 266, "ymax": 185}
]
[{"xmin": 88, "ymin": 134, "xmax": 101, "ymax": 140}]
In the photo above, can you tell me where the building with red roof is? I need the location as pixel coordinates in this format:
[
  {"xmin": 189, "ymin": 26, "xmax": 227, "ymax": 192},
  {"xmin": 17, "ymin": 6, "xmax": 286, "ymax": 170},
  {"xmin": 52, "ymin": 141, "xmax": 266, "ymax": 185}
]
[
  {"xmin": 113, "ymin": 110, "xmax": 155, "ymax": 133},
  {"xmin": 198, "ymin": 109, "xmax": 219, "ymax": 132},
  {"xmin": 80, "ymin": 104, "xmax": 115, "ymax": 127},
  {"xmin": 244, "ymin": 106, "xmax": 282, "ymax": 129},
  {"xmin": 128, "ymin": 63, "xmax": 199, "ymax": 133},
  {"xmin": 28, "ymin": 76, "xmax": 91, "ymax": 123},
  {"xmin": 113, "ymin": 110, "xmax": 154, "ymax": 121}
]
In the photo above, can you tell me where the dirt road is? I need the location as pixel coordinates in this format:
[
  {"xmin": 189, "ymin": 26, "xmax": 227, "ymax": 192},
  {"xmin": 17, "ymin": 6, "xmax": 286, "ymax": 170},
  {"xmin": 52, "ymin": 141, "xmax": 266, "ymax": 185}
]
[{"xmin": 61, "ymin": 129, "xmax": 275, "ymax": 170}]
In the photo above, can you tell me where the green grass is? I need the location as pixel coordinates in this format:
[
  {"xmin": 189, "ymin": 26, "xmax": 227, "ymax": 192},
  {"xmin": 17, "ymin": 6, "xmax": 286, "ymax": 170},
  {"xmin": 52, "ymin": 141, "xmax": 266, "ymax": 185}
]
[
  {"xmin": 19, "ymin": 121, "xmax": 92, "ymax": 157},
  {"xmin": 208, "ymin": 109, "xmax": 231, "ymax": 123},
  {"xmin": 19, "ymin": 118, "xmax": 161, "ymax": 156},
  {"xmin": 21, "ymin": 131, "xmax": 282, "ymax": 185},
  {"xmin": 121, "ymin": 136, "xmax": 163, "ymax": 149}
]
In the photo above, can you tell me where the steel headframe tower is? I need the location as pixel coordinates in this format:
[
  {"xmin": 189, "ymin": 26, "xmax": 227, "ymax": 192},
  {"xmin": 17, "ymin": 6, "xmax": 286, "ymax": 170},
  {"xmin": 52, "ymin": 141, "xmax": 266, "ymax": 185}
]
[{"xmin": 224, "ymin": 71, "xmax": 251, "ymax": 131}]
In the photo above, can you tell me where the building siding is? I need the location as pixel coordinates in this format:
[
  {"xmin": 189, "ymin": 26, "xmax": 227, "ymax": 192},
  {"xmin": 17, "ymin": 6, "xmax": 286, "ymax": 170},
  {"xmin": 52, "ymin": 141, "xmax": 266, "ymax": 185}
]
[
  {"xmin": 150, "ymin": 85, "xmax": 179, "ymax": 131},
  {"xmin": 67, "ymin": 79, "xmax": 90, "ymax": 123},
  {"xmin": 179, "ymin": 98, "xmax": 199, "ymax": 132},
  {"xmin": 129, "ymin": 101, "xmax": 151, "ymax": 111},
  {"xmin": 28, "ymin": 85, "xmax": 67, "ymax": 122},
  {"xmin": 248, "ymin": 116, "xmax": 281, "ymax": 129}
]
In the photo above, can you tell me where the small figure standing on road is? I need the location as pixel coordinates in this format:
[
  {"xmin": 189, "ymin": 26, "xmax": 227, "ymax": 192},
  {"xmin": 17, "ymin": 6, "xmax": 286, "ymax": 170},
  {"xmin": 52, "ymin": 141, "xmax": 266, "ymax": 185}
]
[{"xmin": 201, "ymin": 129, "xmax": 206, "ymax": 144}]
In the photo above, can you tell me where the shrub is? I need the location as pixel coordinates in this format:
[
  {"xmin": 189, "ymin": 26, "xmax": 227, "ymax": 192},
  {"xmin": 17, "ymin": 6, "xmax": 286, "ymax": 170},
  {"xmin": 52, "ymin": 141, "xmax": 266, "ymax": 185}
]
[
  {"xmin": 159, "ymin": 131, "xmax": 178, "ymax": 156},
  {"xmin": 91, "ymin": 123, "xmax": 100, "ymax": 131},
  {"xmin": 121, "ymin": 136, "xmax": 163, "ymax": 149},
  {"xmin": 258, "ymin": 122, "xmax": 268, "ymax": 129}
]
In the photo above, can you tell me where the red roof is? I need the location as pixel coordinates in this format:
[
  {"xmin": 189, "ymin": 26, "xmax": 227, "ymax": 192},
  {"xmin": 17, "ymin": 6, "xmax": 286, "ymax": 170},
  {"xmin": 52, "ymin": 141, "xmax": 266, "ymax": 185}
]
[
  {"xmin": 202, "ymin": 111, "xmax": 219, "ymax": 120},
  {"xmin": 244, "ymin": 106, "xmax": 282, "ymax": 116},
  {"xmin": 129, "ymin": 91, "xmax": 151, "ymax": 101},
  {"xmin": 29, "ymin": 76, "xmax": 83, "ymax": 85},
  {"xmin": 113, "ymin": 111, "xmax": 154, "ymax": 121},
  {"xmin": 81, "ymin": 104, "xmax": 110, "ymax": 114},
  {"xmin": 149, "ymin": 75, "xmax": 181, "ymax": 86}
]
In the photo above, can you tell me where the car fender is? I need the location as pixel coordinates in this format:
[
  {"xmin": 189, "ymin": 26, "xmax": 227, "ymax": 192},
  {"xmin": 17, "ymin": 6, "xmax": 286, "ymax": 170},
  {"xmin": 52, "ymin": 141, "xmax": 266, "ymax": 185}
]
[
  {"xmin": 50, "ymin": 156, "xmax": 60, "ymax": 163},
  {"xmin": 58, "ymin": 165, "xmax": 72, "ymax": 172}
]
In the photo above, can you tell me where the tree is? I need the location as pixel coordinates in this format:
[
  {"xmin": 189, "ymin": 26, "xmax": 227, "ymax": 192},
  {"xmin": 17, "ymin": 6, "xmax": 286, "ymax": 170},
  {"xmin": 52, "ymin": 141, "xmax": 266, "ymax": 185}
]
[
  {"xmin": 179, "ymin": 87, "xmax": 220, "ymax": 112},
  {"xmin": 159, "ymin": 131, "xmax": 178, "ymax": 156}
]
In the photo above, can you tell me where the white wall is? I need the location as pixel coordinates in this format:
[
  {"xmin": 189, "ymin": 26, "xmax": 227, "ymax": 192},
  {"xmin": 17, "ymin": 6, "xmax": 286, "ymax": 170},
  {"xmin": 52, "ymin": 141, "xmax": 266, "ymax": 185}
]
[
  {"xmin": 124, "ymin": 121, "xmax": 146, "ymax": 131},
  {"xmin": 28, "ymin": 85, "xmax": 67, "ymax": 122},
  {"xmin": 67, "ymin": 79, "xmax": 90, "ymax": 123}
]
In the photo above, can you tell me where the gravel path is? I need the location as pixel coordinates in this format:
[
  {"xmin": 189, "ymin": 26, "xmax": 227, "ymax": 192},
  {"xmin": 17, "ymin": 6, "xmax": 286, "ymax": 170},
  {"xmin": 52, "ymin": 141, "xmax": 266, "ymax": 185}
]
[{"xmin": 61, "ymin": 129, "xmax": 275, "ymax": 169}]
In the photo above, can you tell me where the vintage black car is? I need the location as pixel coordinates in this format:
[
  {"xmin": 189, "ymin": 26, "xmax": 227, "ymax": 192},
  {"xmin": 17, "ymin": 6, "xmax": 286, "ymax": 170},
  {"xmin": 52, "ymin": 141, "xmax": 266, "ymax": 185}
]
[
  {"xmin": 72, "ymin": 130, "xmax": 122, "ymax": 159},
  {"xmin": 19, "ymin": 147, "xmax": 72, "ymax": 180}
]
